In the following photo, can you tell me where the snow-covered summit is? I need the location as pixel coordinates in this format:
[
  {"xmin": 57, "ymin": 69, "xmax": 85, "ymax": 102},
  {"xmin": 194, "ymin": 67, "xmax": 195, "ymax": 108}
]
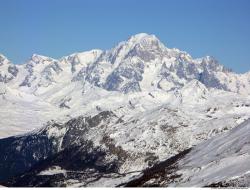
[
  {"xmin": 29, "ymin": 54, "xmax": 55, "ymax": 63},
  {"xmin": 0, "ymin": 33, "xmax": 250, "ymax": 95},
  {"xmin": 0, "ymin": 54, "xmax": 11, "ymax": 66},
  {"xmin": 127, "ymin": 33, "xmax": 163, "ymax": 48},
  {"xmin": 128, "ymin": 33, "xmax": 154, "ymax": 41}
]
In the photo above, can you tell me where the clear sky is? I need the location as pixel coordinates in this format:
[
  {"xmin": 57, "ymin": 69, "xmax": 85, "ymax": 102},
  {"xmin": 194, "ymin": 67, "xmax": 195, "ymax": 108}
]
[{"xmin": 0, "ymin": 0, "xmax": 250, "ymax": 73}]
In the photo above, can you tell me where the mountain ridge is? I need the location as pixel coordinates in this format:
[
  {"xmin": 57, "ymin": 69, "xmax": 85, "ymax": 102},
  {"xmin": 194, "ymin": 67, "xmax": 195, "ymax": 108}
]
[
  {"xmin": 1, "ymin": 33, "xmax": 250, "ymax": 95},
  {"xmin": 0, "ymin": 33, "xmax": 250, "ymax": 187}
]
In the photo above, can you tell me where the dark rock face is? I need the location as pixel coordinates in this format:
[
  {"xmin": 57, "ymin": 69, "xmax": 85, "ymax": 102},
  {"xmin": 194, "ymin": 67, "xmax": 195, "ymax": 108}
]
[
  {"xmin": 126, "ymin": 44, "xmax": 156, "ymax": 62},
  {"xmin": 63, "ymin": 54, "xmax": 81, "ymax": 73},
  {"xmin": 8, "ymin": 65, "xmax": 19, "ymax": 77},
  {"xmin": 19, "ymin": 58, "xmax": 62, "ymax": 88},
  {"xmin": 0, "ymin": 111, "xmax": 119, "ymax": 186},
  {"xmin": 0, "ymin": 74, "xmax": 12, "ymax": 83},
  {"xmin": 198, "ymin": 67, "xmax": 228, "ymax": 91},
  {"xmin": 0, "ymin": 65, "xmax": 17, "ymax": 83},
  {"xmin": 72, "ymin": 67, "xmax": 87, "ymax": 82},
  {"xmin": 122, "ymin": 148, "xmax": 191, "ymax": 187},
  {"xmin": 3, "ymin": 141, "xmax": 120, "ymax": 187},
  {"xmin": 104, "ymin": 73, "xmax": 124, "ymax": 91},
  {"xmin": 19, "ymin": 63, "xmax": 34, "ymax": 87},
  {"xmin": 84, "ymin": 62, "xmax": 103, "ymax": 87},
  {"xmin": 40, "ymin": 62, "xmax": 62, "ymax": 80},
  {"xmin": 19, "ymin": 75, "xmax": 34, "ymax": 87},
  {"xmin": 0, "ymin": 129, "xmax": 58, "ymax": 181},
  {"xmin": 120, "ymin": 81, "xmax": 141, "ymax": 94},
  {"xmin": 104, "ymin": 60, "xmax": 144, "ymax": 93}
]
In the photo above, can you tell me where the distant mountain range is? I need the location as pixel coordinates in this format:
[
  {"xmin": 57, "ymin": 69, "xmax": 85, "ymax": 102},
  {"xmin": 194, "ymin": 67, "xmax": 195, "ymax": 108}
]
[{"xmin": 0, "ymin": 33, "xmax": 250, "ymax": 187}]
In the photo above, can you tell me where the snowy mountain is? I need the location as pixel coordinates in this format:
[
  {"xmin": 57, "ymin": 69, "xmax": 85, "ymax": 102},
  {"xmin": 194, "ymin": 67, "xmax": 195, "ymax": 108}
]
[
  {"xmin": 124, "ymin": 119, "xmax": 250, "ymax": 187},
  {"xmin": 0, "ymin": 33, "xmax": 249, "ymax": 138},
  {"xmin": 0, "ymin": 54, "xmax": 18, "ymax": 83},
  {"xmin": 2, "ymin": 33, "xmax": 250, "ymax": 95},
  {"xmin": 0, "ymin": 33, "xmax": 250, "ymax": 187}
]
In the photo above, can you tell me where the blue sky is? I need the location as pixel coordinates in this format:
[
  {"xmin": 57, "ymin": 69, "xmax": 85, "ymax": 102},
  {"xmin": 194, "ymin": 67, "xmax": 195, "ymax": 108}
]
[{"xmin": 0, "ymin": 0, "xmax": 250, "ymax": 73}]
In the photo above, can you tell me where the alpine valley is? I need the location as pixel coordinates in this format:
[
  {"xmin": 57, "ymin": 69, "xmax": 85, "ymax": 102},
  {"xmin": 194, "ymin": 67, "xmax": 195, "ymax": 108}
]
[{"xmin": 0, "ymin": 33, "xmax": 250, "ymax": 187}]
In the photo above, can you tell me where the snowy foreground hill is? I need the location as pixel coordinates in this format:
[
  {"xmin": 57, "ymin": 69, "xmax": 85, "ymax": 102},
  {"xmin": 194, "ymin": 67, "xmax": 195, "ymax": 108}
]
[{"xmin": 0, "ymin": 33, "xmax": 250, "ymax": 187}]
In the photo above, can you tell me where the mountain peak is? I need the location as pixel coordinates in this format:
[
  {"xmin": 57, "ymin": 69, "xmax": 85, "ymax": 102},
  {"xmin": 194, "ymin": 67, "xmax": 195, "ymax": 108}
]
[
  {"xmin": 29, "ymin": 54, "xmax": 56, "ymax": 65},
  {"xmin": 0, "ymin": 54, "xmax": 11, "ymax": 66},
  {"xmin": 180, "ymin": 79, "xmax": 209, "ymax": 103},
  {"xmin": 127, "ymin": 33, "xmax": 160, "ymax": 44},
  {"xmin": 129, "ymin": 32, "xmax": 154, "ymax": 39},
  {"xmin": 202, "ymin": 55, "xmax": 218, "ymax": 63},
  {"xmin": 0, "ymin": 54, "xmax": 6, "ymax": 59},
  {"xmin": 31, "ymin": 54, "xmax": 53, "ymax": 60}
]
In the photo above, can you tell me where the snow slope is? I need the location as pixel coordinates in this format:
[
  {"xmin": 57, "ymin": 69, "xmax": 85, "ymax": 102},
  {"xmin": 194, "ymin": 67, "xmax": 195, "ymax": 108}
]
[
  {"xmin": 0, "ymin": 33, "xmax": 250, "ymax": 187},
  {"xmin": 122, "ymin": 119, "xmax": 250, "ymax": 187},
  {"xmin": 168, "ymin": 118, "xmax": 250, "ymax": 187}
]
